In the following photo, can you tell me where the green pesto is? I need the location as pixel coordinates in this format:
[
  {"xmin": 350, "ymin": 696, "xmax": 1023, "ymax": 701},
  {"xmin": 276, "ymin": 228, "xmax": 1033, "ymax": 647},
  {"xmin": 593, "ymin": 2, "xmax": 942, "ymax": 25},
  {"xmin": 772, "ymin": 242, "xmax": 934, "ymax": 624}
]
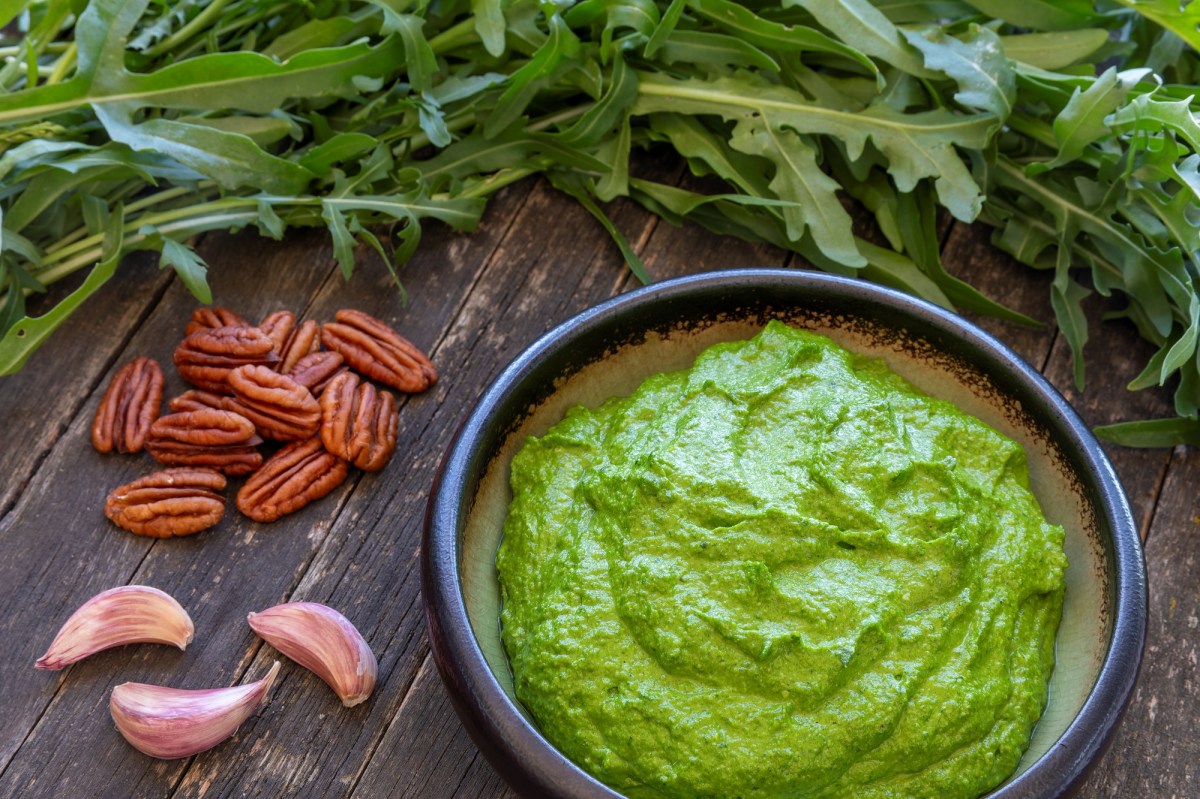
[{"xmin": 497, "ymin": 321, "xmax": 1067, "ymax": 799}]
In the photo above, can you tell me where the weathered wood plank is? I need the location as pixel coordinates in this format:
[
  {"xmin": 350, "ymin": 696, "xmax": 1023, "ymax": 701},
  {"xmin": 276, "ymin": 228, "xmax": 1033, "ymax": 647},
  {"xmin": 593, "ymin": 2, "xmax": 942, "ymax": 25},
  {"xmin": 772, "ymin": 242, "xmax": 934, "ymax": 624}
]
[
  {"xmin": 0, "ymin": 228, "xmax": 347, "ymax": 797},
  {"xmin": 0, "ymin": 175, "xmax": 542, "ymax": 795},
  {"xmin": 1037, "ymin": 300, "xmax": 1174, "ymax": 540},
  {"xmin": 349, "ymin": 654, "xmax": 515, "ymax": 799},
  {"xmin": 1071, "ymin": 445, "xmax": 1199, "ymax": 797},
  {"xmin": 0, "ymin": 254, "xmax": 172, "ymax": 516},
  {"xmin": 939, "ymin": 222, "xmax": 1058, "ymax": 367}
]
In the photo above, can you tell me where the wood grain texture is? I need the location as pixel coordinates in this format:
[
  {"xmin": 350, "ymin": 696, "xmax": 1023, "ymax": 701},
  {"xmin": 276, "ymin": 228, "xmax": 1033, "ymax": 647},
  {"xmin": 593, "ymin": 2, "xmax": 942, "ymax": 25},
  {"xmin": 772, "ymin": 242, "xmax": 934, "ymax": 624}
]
[
  {"xmin": 0, "ymin": 178, "xmax": 1191, "ymax": 799},
  {"xmin": 1072, "ymin": 445, "xmax": 1200, "ymax": 797},
  {"xmin": 0, "ymin": 253, "xmax": 172, "ymax": 517},
  {"xmin": 939, "ymin": 222, "xmax": 1058, "ymax": 367}
]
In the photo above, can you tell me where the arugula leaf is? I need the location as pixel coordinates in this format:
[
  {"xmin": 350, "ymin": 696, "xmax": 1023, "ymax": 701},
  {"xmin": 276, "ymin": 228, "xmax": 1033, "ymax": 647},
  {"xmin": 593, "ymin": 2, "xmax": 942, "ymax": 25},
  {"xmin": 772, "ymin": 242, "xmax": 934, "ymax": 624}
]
[
  {"xmin": 1094, "ymin": 417, "xmax": 1200, "ymax": 447},
  {"xmin": 0, "ymin": 202, "xmax": 124, "ymax": 374},
  {"xmin": 1114, "ymin": 0, "xmax": 1200, "ymax": 51},
  {"xmin": 634, "ymin": 72, "xmax": 991, "ymax": 223},
  {"xmin": 688, "ymin": 0, "xmax": 879, "ymax": 77},
  {"xmin": 959, "ymin": 0, "xmax": 1099, "ymax": 31},
  {"xmin": 484, "ymin": 13, "xmax": 582, "ymax": 138},
  {"xmin": 998, "ymin": 30, "xmax": 1109, "ymax": 70},
  {"xmin": 4, "ymin": 0, "xmax": 1200, "ymax": 444},
  {"xmin": 1042, "ymin": 68, "xmax": 1136, "ymax": 170},
  {"xmin": 784, "ymin": 0, "xmax": 932, "ymax": 77},
  {"xmin": 471, "ymin": 0, "xmax": 508, "ymax": 58},
  {"xmin": 147, "ymin": 227, "xmax": 213, "ymax": 304},
  {"xmin": 903, "ymin": 25, "xmax": 1015, "ymax": 127}
]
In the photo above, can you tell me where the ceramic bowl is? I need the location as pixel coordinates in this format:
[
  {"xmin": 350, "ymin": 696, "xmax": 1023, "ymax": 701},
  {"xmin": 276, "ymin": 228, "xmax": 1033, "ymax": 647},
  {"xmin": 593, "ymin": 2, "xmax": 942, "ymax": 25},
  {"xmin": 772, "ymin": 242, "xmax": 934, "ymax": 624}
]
[{"xmin": 423, "ymin": 269, "xmax": 1146, "ymax": 798}]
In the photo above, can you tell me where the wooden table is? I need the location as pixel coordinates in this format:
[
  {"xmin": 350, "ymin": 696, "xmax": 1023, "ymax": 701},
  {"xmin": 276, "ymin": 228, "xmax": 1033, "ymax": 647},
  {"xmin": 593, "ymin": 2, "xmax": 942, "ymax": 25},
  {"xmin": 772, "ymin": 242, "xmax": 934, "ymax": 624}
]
[{"xmin": 0, "ymin": 170, "xmax": 1195, "ymax": 798}]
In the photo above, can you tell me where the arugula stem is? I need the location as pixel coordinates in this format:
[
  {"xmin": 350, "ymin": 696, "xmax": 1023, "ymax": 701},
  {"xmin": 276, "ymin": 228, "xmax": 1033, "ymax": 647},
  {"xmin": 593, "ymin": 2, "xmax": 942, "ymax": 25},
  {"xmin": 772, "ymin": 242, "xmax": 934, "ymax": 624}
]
[
  {"xmin": 0, "ymin": 43, "xmax": 70, "ymax": 57},
  {"xmin": 1005, "ymin": 113, "xmax": 1061, "ymax": 152},
  {"xmin": 428, "ymin": 18, "xmax": 479, "ymax": 55},
  {"xmin": 0, "ymin": 3, "xmax": 71, "ymax": 88},
  {"xmin": 528, "ymin": 105, "xmax": 590, "ymax": 132},
  {"xmin": 455, "ymin": 166, "xmax": 539, "ymax": 199},
  {"xmin": 43, "ymin": 185, "xmax": 217, "ymax": 256},
  {"xmin": 390, "ymin": 111, "xmax": 478, "ymax": 153},
  {"xmin": 635, "ymin": 72, "xmax": 992, "ymax": 138},
  {"xmin": 36, "ymin": 201, "xmax": 265, "ymax": 286},
  {"xmin": 44, "ymin": 42, "xmax": 76, "ymax": 85},
  {"xmin": 993, "ymin": 156, "xmax": 1191, "ymax": 309},
  {"xmin": 142, "ymin": 0, "xmax": 235, "ymax": 59}
]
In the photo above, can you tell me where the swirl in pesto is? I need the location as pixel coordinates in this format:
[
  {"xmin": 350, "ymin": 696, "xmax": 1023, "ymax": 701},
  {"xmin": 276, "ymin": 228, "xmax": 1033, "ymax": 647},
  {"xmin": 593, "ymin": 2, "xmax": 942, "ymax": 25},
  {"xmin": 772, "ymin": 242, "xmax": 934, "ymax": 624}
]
[{"xmin": 498, "ymin": 321, "xmax": 1066, "ymax": 799}]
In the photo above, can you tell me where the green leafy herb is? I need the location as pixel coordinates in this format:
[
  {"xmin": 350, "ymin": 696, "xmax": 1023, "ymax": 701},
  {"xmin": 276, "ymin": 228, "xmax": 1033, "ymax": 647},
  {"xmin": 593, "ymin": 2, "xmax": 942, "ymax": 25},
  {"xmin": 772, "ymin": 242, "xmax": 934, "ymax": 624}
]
[{"xmin": 2, "ymin": 0, "xmax": 1200, "ymax": 446}]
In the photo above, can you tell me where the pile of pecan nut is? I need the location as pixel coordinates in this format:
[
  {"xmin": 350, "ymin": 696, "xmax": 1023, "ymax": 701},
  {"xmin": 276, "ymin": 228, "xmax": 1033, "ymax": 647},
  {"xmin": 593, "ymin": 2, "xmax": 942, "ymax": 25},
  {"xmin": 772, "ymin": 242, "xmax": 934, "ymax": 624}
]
[{"xmin": 93, "ymin": 307, "xmax": 435, "ymax": 537}]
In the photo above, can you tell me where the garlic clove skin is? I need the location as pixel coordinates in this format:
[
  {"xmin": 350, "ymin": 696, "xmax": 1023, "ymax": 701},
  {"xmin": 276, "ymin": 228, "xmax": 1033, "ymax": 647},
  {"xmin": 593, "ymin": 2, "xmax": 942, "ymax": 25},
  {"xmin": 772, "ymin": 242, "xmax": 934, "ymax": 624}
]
[
  {"xmin": 35, "ymin": 585, "xmax": 195, "ymax": 670},
  {"xmin": 110, "ymin": 661, "xmax": 280, "ymax": 759},
  {"xmin": 247, "ymin": 601, "xmax": 376, "ymax": 707}
]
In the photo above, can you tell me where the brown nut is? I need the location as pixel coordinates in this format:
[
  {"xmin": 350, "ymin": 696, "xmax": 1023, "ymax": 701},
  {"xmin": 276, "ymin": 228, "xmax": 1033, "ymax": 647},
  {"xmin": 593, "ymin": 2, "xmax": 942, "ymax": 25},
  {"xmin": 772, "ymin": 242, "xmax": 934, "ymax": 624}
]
[
  {"xmin": 287, "ymin": 351, "xmax": 346, "ymax": 397},
  {"xmin": 145, "ymin": 408, "xmax": 264, "ymax": 476},
  {"xmin": 228, "ymin": 365, "xmax": 321, "ymax": 441},
  {"xmin": 278, "ymin": 319, "xmax": 322, "ymax": 374},
  {"xmin": 174, "ymin": 326, "xmax": 280, "ymax": 392},
  {"xmin": 237, "ymin": 438, "xmax": 348, "ymax": 523},
  {"xmin": 167, "ymin": 389, "xmax": 228, "ymax": 414},
  {"xmin": 185, "ymin": 307, "xmax": 250, "ymax": 336},
  {"xmin": 105, "ymin": 468, "xmax": 226, "ymax": 538},
  {"xmin": 320, "ymin": 310, "xmax": 436, "ymax": 393},
  {"xmin": 92, "ymin": 357, "xmax": 165, "ymax": 454},
  {"xmin": 259, "ymin": 310, "xmax": 295, "ymax": 355},
  {"xmin": 319, "ymin": 372, "xmax": 398, "ymax": 471}
]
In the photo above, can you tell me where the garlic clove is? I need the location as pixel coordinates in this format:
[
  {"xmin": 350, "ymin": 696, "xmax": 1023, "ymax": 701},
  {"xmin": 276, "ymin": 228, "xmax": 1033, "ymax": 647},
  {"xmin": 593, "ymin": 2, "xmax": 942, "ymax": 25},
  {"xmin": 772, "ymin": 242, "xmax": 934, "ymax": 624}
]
[
  {"xmin": 247, "ymin": 601, "xmax": 376, "ymax": 707},
  {"xmin": 110, "ymin": 661, "xmax": 280, "ymax": 759},
  {"xmin": 35, "ymin": 585, "xmax": 195, "ymax": 670}
]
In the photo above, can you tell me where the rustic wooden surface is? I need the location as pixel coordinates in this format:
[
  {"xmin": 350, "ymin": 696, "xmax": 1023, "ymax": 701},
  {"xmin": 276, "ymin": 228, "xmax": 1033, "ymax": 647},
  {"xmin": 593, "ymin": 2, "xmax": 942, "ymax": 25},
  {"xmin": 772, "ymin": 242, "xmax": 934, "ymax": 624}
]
[{"xmin": 0, "ymin": 172, "xmax": 1194, "ymax": 799}]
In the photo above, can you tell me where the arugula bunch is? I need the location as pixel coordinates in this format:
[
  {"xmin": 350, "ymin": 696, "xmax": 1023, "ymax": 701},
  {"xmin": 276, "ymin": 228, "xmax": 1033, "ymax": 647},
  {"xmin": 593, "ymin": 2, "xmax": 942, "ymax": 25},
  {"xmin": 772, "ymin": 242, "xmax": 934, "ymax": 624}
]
[{"xmin": 2, "ymin": 0, "xmax": 1200, "ymax": 445}]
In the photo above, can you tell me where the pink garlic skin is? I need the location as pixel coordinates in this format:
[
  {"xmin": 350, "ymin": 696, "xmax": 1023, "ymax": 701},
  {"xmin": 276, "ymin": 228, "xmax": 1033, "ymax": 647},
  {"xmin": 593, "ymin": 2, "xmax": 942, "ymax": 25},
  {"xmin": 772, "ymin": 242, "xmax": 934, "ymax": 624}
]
[
  {"xmin": 36, "ymin": 585, "xmax": 195, "ymax": 670},
  {"xmin": 247, "ymin": 601, "xmax": 377, "ymax": 707},
  {"xmin": 110, "ymin": 661, "xmax": 280, "ymax": 759}
]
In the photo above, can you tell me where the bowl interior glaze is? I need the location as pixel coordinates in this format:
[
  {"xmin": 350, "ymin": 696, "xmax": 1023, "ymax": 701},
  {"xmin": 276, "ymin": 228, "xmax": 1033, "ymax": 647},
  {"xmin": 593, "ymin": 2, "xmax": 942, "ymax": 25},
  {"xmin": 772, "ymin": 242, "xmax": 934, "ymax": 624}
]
[{"xmin": 428, "ymin": 270, "xmax": 1143, "ymax": 799}]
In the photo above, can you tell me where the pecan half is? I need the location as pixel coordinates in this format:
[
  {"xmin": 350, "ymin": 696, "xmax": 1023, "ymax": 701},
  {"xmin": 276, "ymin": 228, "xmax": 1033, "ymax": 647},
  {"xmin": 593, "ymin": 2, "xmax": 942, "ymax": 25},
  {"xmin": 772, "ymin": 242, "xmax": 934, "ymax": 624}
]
[
  {"xmin": 320, "ymin": 372, "xmax": 398, "ymax": 471},
  {"xmin": 259, "ymin": 310, "xmax": 295, "ymax": 355},
  {"xmin": 168, "ymin": 389, "xmax": 228, "ymax": 414},
  {"xmin": 228, "ymin": 365, "xmax": 321, "ymax": 441},
  {"xmin": 174, "ymin": 326, "xmax": 279, "ymax": 392},
  {"xmin": 185, "ymin": 307, "xmax": 250, "ymax": 336},
  {"xmin": 321, "ymin": 310, "xmax": 436, "ymax": 393},
  {"xmin": 237, "ymin": 438, "xmax": 348, "ymax": 522},
  {"xmin": 278, "ymin": 319, "xmax": 321, "ymax": 373},
  {"xmin": 105, "ymin": 468, "xmax": 226, "ymax": 538},
  {"xmin": 145, "ymin": 408, "xmax": 264, "ymax": 476},
  {"xmin": 287, "ymin": 351, "xmax": 346, "ymax": 397},
  {"xmin": 92, "ymin": 357, "xmax": 165, "ymax": 454}
]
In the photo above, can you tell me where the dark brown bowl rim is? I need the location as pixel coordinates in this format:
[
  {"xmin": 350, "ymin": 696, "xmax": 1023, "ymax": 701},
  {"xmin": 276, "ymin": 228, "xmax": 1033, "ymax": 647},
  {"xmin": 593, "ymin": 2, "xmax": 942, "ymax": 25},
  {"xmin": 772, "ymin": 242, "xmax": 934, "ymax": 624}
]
[{"xmin": 422, "ymin": 269, "xmax": 1146, "ymax": 799}]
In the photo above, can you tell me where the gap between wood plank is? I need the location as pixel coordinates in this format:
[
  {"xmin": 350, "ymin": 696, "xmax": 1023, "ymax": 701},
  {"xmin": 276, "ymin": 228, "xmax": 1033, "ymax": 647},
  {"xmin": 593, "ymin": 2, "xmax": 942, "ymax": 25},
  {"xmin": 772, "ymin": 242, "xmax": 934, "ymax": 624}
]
[
  {"xmin": 345, "ymin": 652, "xmax": 436, "ymax": 798},
  {"xmin": 449, "ymin": 750, "xmax": 485, "ymax": 798},
  {"xmin": 1139, "ymin": 450, "xmax": 1174, "ymax": 543}
]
